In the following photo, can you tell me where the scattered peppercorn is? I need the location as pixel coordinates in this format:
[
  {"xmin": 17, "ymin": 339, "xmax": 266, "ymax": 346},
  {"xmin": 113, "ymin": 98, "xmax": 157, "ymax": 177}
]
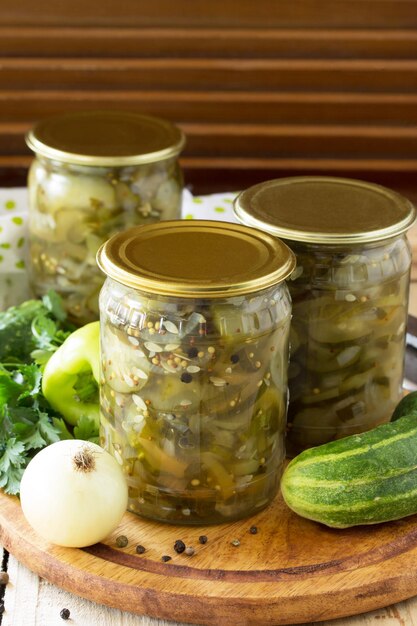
[
  {"xmin": 135, "ymin": 545, "xmax": 146, "ymax": 554},
  {"xmin": 249, "ymin": 526, "xmax": 258, "ymax": 535},
  {"xmin": 231, "ymin": 539, "xmax": 240, "ymax": 547},
  {"xmin": 0, "ymin": 571, "xmax": 9, "ymax": 585},
  {"xmin": 161, "ymin": 555, "xmax": 172, "ymax": 562},
  {"xmin": 185, "ymin": 546, "xmax": 195, "ymax": 556},
  {"xmin": 187, "ymin": 347, "xmax": 199, "ymax": 358},
  {"xmin": 198, "ymin": 535, "xmax": 208, "ymax": 545},
  {"xmin": 116, "ymin": 535, "xmax": 128, "ymax": 548},
  {"xmin": 230, "ymin": 353, "xmax": 240, "ymax": 364},
  {"xmin": 174, "ymin": 539, "xmax": 186, "ymax": 554},
  {"xmin": 180, "ymin": 372, "xmax": 193, "ymax": 384},
  {"xmin": 60, "ymin": 608, "xmax": 71, "ymax": 620}
]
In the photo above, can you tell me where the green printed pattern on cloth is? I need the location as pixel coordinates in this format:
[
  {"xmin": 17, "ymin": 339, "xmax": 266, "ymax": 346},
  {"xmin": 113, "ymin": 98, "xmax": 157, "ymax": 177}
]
[
  {"xmin": 0, "ymin": 188, "xmax": 239, "ymax": 309},
  {"xmin": 0, "ymin": 189, "xmax": 29, "ymax": 273},
  {"xmin": 0, "ymin": 188, "xmax": 31, "ymax": 309},
  {"xmin": 185, "ymin": 190, "xmax": 238, "ymax": 221}
]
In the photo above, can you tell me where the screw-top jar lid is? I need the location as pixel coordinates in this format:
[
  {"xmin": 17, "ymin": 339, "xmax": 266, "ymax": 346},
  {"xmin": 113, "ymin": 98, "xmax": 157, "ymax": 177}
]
[
  {"xmin": 234, "ymin": 176, "xmax": 416, "ymax": 245},
  {"xmin": 26, "ymin": 111, "xmax": 186, "ymax": 167},
  {"xmin": 97, "ymin": 220, "xmax": 296, "ymax": 298}
]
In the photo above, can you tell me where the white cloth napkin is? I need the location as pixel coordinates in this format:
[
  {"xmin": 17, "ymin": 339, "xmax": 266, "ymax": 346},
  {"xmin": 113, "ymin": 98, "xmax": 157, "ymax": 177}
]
[{"xmin": 0, "ymin": 187, "xmax": 238, "ymax": 309}]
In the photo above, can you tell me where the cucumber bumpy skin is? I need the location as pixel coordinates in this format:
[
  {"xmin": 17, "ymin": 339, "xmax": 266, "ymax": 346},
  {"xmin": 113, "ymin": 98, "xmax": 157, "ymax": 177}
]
[{"xmin": 281, "ymin": 413, "xmax": 417, "ymax": 528}]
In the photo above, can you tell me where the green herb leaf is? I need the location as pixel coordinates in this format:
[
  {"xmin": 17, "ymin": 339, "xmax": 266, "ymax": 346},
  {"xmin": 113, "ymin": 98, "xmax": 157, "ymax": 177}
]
[
  {"xmin": 15, "ymin": 365, "xmax": 42, "ymax": 401},
  {"xmin": 19, "ymin": 426, "xmax": 48, "ymax": 450},
  {"xmin": 0, "ymin": 293, "xmax": 97, "ymax": 495},
  {"xmin": 0, "ymin": 291, "xmax": 72, "ymax": 363},
  {"xmin": 37, "ymin": 411, "xmax": 61, "ymax": 444},
  {"xmin": 0, "ymin": 464, "xmax": 25, "ymax": 495},
  {"xmin": 31, "ymin": 315, "xmax": 58, "ymax": 350},
  {"xmin": 42, "ymin": 290, "xmax": 67, "ymax": 322},
  {"xmin": 0, "ymin": 370, "xmax": 21, "ymax": 412},
  {"xmin": 0, "ymin": 300, "xmax": 46, "ymax": 361},
  {"xmin": 52, "ymin": 418, "xmax": 74, "ymax": 441},
  {"xmin": 0, "ymin": 438, "xmax": 26, "ymax": 473},
  {"xmin": 74, "ymin": 415, "xmax": 99, "ymax": 443}
]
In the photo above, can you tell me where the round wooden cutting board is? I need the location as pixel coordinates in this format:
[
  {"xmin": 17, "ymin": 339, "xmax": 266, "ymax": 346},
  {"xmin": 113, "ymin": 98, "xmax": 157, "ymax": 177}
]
[{"xmin": 2, "ymin": 490, "xmax": 417, "ymax": 625}]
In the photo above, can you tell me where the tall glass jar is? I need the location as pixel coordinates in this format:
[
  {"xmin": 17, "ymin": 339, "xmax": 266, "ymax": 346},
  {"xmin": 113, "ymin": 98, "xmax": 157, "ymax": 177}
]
[
  {"xmin": 234, "ymin": 176, "xmax": 416, "ymax": 456},
  {"xmin": 26, "ymin": 111, "xmax": 185, "ymax": 325},
  {"xmin": 97, "ymin": 221, "xmax": 295, "ymax": 524}
]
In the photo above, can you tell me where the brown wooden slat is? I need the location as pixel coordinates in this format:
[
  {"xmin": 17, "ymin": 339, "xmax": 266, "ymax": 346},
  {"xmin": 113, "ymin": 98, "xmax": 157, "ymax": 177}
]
[
  {"xmin": 4, "ymin": 121, "xmax": 417, "ymax": 160},
  {"xmin": 182, "ymin": 160, "xmax": 417, "ymax": 200},
  {"xmin": 1, "ymin": 91, "xmax": 417, "ymax": 126},
  {"xmin": 183, "ymin": 157, "xmax": 417, "ymax": 173},
  {"xmin": 2, "ymin": 157, "xmax": 417, "ymax": 197},
  {"xmin": 0, "ymin": 58, "xmax": 416, "ymax": 92},
  {"xmin": 1, "ymin": 27, "xmax": 417, "ymax": 59},
  {"xmin": 2, "ymin": 0, "xmax": 417, "ymax": 28},
  {"xmin": 3, "ymin": 155, "xmax": 417, "ymax": 174},
  {"xmin": 182, "ymin": 124, "xmax": 417, "ymax": 159},
  {"xmin": 0, "ymin": 4, "xmax": 415, "ymax": 199},
  {"xmin": 0, "ymin": 122, "xmax": 29, "ymax": 154},
  {"xmin": 184, "ymin": 160, "xmax": 417, "ymax": 203}
]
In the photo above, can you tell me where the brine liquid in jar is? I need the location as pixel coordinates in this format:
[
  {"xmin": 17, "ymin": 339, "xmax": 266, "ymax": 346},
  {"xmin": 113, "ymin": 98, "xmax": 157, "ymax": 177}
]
[
  {"xmin": 97, "ymin": 221, "xmax": 295, "ymax": 524},
  {"xmin": 234, "ymin": 176, "xmax": 416, "ymax": 455},
  {"xmin": 286, "ymin": 237, "xmax": 411, "ymax": 455},
  {"xmin": 26, "ymin": 111, "xmax": 185, "ymax": 325}
]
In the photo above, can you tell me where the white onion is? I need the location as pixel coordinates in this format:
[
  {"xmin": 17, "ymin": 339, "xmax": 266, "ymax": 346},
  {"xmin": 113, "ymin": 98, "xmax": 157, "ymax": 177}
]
[{"xmin": 20, "ymin": 440, "xmax": 128, "ymax": 548}]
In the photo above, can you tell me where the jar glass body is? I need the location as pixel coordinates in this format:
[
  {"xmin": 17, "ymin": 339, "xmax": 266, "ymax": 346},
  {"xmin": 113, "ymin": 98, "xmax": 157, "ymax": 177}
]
[
  {"xmin": 99, "ymin": 276, "xmax": 292, "ymax": 524},
  {"xmin": 27, "ymin": 155, "xmax": 183, "ymax": 324},
  {"xmin": 286, "ymin": 235, "xmax": 412, "ymax": 456}
]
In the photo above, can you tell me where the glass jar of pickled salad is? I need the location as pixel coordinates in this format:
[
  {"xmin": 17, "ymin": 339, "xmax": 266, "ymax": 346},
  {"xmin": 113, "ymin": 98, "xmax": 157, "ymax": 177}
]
[
  {"xmin": 26, "ymin": 111, "xmax": 185, "ymax": 325},
  {"xmin": 97, "ymin": 220, "xmax": 295, "ymax": 524},
  {"xmin": 234, "ymin": 176, "xmax": 416, "ymax": 456}
]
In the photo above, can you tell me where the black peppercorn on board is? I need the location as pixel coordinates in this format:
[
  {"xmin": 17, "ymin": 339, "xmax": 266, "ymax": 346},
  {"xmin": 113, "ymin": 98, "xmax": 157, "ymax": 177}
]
[
  {"xmin": 2, "ymin": 483, "xmax": 417, "ymax": 625},
  {"xmin": 0, "ymin": 323, "xmax": 416, "ymax": 626}
]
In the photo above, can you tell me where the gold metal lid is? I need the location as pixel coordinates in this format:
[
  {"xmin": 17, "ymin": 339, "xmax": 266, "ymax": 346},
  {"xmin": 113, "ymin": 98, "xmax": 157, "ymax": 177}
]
[
  {"xmin": 234, "ymin": 176, "xmax": 416, "ymax": 245},
  {"xmin": 26, "ymin": 111, "xmax": 186, "ymax": 166},
  {"xmin": 97, "ymin": 220, "xmax": 296, "ymax": 298}
]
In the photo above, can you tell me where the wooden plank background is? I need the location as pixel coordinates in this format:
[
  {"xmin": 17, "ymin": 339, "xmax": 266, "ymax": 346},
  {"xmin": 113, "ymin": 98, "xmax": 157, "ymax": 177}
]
[
  {"xmin": 0, "ymin": 0, "xmax": 416, "ymax": 196},
  {"xmin": 0, "ymin": 0, "xmax": 416, "ymax": 305},
  {"xmin": 0, "ymin": 0, "xmax": 416, "ymax": 281},
  {"xmin": 0, "ymin": 1, "xmax": 416, "ymax": 288},
  {"xmin": 0, "ymin": 6, "xmax": 417, "ymax": 622},
  {"xmin": 2, "ymin": 1, "xmax": 417, "ymax": 28}
]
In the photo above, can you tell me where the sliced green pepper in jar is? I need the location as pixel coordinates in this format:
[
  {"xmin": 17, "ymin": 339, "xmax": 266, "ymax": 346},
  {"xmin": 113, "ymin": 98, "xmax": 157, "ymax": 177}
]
[{"xmin": 98, "ymin": 280, "xmax": 291, "ymax": 524}]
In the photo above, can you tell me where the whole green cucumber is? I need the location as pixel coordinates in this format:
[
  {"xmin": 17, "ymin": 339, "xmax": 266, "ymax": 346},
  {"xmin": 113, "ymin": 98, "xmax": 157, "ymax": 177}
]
[
  {"xmin": 391, "ymin": 391, "xmax": 417, "ymax": 421},
  {"xmin": 281, "ymin": 413, "xmax": 417, "ymax": 528}
]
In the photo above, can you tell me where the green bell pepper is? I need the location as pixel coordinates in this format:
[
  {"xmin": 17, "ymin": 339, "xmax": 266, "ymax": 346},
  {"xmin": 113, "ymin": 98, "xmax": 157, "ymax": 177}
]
[{"xmin": 42, "ymin": 321, "xmax": 100, "ymax": 428}]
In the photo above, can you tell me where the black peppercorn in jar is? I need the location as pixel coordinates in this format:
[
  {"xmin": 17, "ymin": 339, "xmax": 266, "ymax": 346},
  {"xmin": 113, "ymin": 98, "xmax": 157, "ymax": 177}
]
[
  {"xmin": 97, "ymin": 220, "xmax": 295, "ymax": 524},
  {"xmin": 26, "ymin": 111, "xmax": 185, "ymax": 324},
  {"xmin": 234, "ymin": 177, "xmax": 416, "ymax": 456}
]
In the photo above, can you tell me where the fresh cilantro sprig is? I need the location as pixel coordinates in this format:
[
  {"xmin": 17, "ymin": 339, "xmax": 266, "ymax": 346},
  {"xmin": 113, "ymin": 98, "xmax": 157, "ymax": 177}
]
[
  {"xmin": 0, "ymin": 290, "xmax": 73, "ymax": 364},
  {"xmin": 0, "ymin": 364, "xmax": 61, "ymax": 494},
  {"xmin": 0, "ymin": 292, "xmax": 98, "ymax": 495}
]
